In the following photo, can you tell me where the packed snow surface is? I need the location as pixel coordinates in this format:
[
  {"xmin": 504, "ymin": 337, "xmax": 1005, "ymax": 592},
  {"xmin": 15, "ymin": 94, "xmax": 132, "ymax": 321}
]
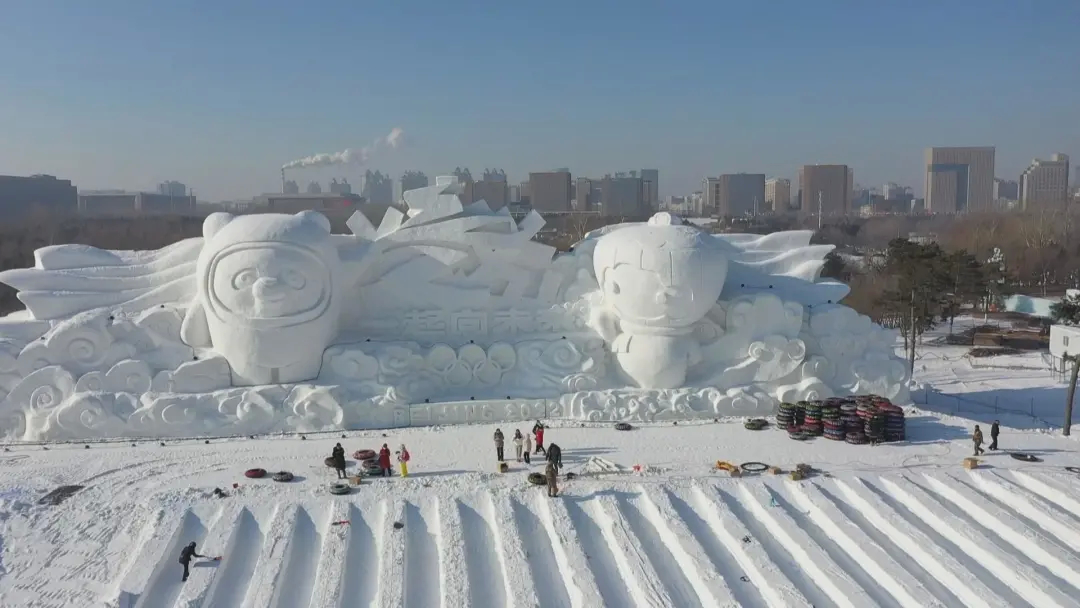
[{"xmin": 4, "ymin": 412, "xmax": 1080, "ymax": 608}]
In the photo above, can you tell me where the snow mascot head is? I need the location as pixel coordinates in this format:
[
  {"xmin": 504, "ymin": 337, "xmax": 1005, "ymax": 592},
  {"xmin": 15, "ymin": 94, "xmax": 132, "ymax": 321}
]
[
  {"xmin": 181, "ymin": 211, "xmax": 342, "ymax": 385},
  {"xmin": 591, "ymin": 212, "xmax": 732, "ymax": 388}
]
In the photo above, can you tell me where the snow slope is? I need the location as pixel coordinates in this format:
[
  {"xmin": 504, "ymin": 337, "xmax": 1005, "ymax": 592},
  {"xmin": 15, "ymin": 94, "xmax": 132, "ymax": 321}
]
[{"xmin": 3, "ymin": 416, "xmax": 1080, "ymax": 608}]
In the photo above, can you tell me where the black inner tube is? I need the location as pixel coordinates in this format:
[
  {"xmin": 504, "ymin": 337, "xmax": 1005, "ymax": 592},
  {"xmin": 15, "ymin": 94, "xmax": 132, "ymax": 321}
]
[
  {"xmin": 741, "ymin": 461, "xmax": 769, "ymax": 472},
  {"xmin": 1066, "ymin": 466, "xmax": 1080, "ymax": 474},
  {"xmin": 1010, "ymin": 452, "xmax": 1042, "ymax": 462}
]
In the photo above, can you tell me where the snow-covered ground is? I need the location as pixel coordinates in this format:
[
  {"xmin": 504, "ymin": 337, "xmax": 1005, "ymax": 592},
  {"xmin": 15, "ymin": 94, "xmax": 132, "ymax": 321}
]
[
  {"xmin": 3, "ymin": 413, "xmax": 1080, "ymax": 608},
  {"xmin": 3, "ymin": 314, "xmax": 1080, "ymax": 607}
]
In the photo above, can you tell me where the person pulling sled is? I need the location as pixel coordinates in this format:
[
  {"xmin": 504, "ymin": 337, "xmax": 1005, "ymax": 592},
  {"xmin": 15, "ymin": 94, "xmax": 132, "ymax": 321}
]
[{"xmin": 179, "ymin": 542, "xmax": 205, "ymax": 582}]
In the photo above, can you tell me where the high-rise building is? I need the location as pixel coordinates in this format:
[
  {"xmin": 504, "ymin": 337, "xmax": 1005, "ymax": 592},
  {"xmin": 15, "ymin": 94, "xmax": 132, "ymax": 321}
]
[
  {"xmin": 1020, "ymin": 153, "xmax": 1070, "ymax": 209},
  {"xmin": 472, "ymin": 169, "xmax": 509, "ymax": 210},
  {"xmin": 398, "ymin": 170, "xmax": 429, "ymax": 200},
  {"xmin": 157, "ymin": 181, "xmax": 187, "ymax": 197},
  {"xmin": 883, "ymin": 182, "xmax": 904, "ymax": 200},
  {"xmin": 328, "ymin": 178, "xmax": 352, "ymax": 195},
  {"xmin": 798, "ymin": 165, "xmax": 852, "ymax": 216},
  {"xmin": 306, "ymin": 181, "xmax": 323, "ymax": 194},
  {"xmin": 362, "ymin": 170, "xmax": 393, "ymax": 205},
  {"xmin": 528, "ymin": 171, "xmax": 572, "ymax": 212},
  {"xmin": 715, "ymin": 173, "xmax": 766, "ymax": 216},
  {"xmin": 702, "ymin": 177, "xmax": 722, "ymax": 215},
  {"xmin": 993, "ymin": 178, "xmax": 1019, "ymax": 202},
  {"xmin": 509, "ymin": 184, "xmax": 520, "ymax": 203},
  {"xmin": 283, "ymin": 180, "xmax": 300, "ymax": 195},
  {"xmin": 600, "ymin": 173, "xmax": 647, "ymax": 217},
  {"xmin": 0, "ymin": 174, "xmax": 78, "ymax": 217},
  {"xmin": 765, "ymin": 178, "xmax": 791, "ymax": 212},
  {"xmin": 639, "ymin": 169, "xmax": 659, "ymax": 210},
  {"xmin": 923, "ymin": 147, "xmax": 995, "ymax": 213}
]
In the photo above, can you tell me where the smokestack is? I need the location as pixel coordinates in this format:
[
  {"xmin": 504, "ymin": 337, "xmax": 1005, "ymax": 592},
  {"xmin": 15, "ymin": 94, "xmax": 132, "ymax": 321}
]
[{"xmin": 281, "ymin": 168, "xmax": 286, "ymax": 194}]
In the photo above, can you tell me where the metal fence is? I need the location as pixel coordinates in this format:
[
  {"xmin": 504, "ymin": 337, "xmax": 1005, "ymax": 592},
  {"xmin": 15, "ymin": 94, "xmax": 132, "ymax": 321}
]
[{"xmin": 913, "ymin": 386, "xmax": 1059, "ymax": 429}]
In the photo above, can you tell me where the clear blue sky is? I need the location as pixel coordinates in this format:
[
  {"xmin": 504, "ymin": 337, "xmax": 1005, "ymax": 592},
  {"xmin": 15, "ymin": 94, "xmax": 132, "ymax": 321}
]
[{"xmin": 1, "ymin": 0, "xmax": 1077, "ymax": 201}]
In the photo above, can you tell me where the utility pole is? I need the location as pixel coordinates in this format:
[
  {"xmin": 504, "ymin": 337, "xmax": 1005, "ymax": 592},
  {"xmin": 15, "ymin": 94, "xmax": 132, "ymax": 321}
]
[
  {"xmin": 908, "ymin": 287, "xmax": 917, "ymax": 376},
  {"xmin": 1065, "ymin": 353, "xmax": 1079, "ymax": 435}
]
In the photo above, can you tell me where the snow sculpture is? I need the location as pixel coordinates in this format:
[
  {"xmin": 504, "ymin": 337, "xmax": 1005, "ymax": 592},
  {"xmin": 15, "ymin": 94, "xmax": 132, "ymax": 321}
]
[
  {"xmin": 180, "ymin": 211, "xmax": 342, "ymax": 385},
  {"xmin": 589, "ymin": 212, "xmax": 731, "ymax": 388},
  {"xmin": 0, "ymin": 177, "xmax": 911, "ymax": 441}
]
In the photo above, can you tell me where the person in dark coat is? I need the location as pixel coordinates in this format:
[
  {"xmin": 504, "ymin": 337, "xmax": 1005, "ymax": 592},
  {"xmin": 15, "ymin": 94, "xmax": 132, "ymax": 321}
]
[
  {"xmin": 546, "ymin": 443, "xmax": 562, "ymax": 472},
  {"xmin": 378, "ymin": 443, "xmax": 393, "ymax": 477},
  {"xmin": 331, "ymin": 443, "xmax": 347, "ymax": 479},
  {"xmin": 973, "ymin": 425, "xmax": 985, "ymax": 456},
  {"xmin": 989, "ymin": 420, "xmax": 1000, "ymax": 451},
  {"xmin": 179, "ymin": 541, "xmax": 204, "ymax": 582},
  {"xmin": 493, "ymin": 428, "xmax": 505, "ymax": 461}
]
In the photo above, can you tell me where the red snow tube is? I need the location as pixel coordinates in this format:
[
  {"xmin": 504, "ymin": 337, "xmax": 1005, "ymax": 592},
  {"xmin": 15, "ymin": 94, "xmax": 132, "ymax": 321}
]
[
  {"xmin": 244, "ymin": 468, "xmax": 267, "ymax": 479},
  {"xmin": 353, "ymin": 449, "xmax": 376, "ymax": 461}
]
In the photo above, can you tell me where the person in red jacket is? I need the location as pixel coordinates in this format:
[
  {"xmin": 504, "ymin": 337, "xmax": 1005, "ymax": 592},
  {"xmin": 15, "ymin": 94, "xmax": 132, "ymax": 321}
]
[
  {"xmin": 378, "ymin": 443, "xmax": 392, "ymax": 477},
  {"xmin": 532, "ymin": 421, "xmax": 547, "ymax": 455}
]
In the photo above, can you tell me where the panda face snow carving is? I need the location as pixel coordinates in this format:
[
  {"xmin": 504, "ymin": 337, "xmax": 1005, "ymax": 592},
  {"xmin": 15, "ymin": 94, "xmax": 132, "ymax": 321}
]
[{"xmin": 208, "ymin": 242, "xmax": 330, "ymax": 323}]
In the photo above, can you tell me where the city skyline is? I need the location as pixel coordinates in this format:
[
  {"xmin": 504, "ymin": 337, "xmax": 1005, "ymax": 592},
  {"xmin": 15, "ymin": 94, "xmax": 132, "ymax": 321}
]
[{"xmin": 1, "ymin": 1, "xmax": 1078, "ymax": 201}]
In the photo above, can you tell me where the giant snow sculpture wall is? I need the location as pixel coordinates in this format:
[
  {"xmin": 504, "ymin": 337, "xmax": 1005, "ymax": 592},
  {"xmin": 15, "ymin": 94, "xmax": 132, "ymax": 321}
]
[{"xmin": 0, "ymin": 176, "xmax": 909, "ymax": 441}]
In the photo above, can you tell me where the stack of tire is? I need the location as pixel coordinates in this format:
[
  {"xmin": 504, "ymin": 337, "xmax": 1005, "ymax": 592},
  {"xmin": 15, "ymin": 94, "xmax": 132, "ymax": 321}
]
[
  {"xmin": 777, "ymin": 402, "xmax": 797, "ymax": 429},
  {"xmin": 822, "ymin": 399, "xmax": 845, "ymax": 441},
  {"xmin": 845, "ymin": 397, "xmax": 874, "ymax": 444},
  {"xmin": 876, "ymin": 398, "xmax": 906, "ymax": 442},
  {"xmin": 840, "ymin": 400, "xmax": 862, "ymax": 435},
  {"xmin": 801, "ymin": 401, "xmax": 823, "ymax": 437}
]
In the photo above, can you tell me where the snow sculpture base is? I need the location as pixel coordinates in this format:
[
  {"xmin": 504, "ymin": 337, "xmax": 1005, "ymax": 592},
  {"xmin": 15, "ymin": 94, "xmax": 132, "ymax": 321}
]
[{"xmin": 0, "ymin": 178, "xmax": 909, "ymax": 442}]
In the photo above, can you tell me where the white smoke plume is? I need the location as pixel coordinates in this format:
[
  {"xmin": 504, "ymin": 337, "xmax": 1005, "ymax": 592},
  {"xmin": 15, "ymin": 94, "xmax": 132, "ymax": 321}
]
[{"xmin": 282, "ymin": 127, "xmax": 405, "ymax": 170}]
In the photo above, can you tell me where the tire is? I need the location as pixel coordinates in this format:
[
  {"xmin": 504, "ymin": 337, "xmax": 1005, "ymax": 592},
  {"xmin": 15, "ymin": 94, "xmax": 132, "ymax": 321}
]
[
  {"xmin": 272, "ymin": 471, "xmax": 295, "ymax": 482},
  {"xmin": 329, "ymin": 482, "xmax": 351, "ymax": 495},
  {"xmin": 1065, "ymin": 466, "xmax": 1080, "ymax": 474},
  {"xmin": 614, "ymin": 422, "xmax": 633, "ymax": 431},
  {"xmin": 353, "ymin": 449, "xmax": 376, "ymax": 461},
  {"xmin": 528, "ymin": 472, "xmax": 547, "ymax": 486},
  {"xmin": 741, "ymin": 461, "xmax": 768, "ymax": 472},
  {"xmin": 1010, "ymin": 452, "xmax": 1042, "ymax": 462},
  {"xmin": 743, "ymin": 419, "xmax": 768, "ymax": 430},
  {"xmin": 361, "ymin": 459, "xmax": 381, "ymax": 472},
  {"xmin": 324, "ymin": 457, "xmax": 336, "ymax": 468},
  {"xmin": 244, "ymin": 468, "xmax": 266, "ymax": 479}
]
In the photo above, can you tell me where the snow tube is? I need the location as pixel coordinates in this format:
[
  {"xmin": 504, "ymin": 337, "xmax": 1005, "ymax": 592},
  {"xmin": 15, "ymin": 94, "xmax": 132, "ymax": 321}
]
[
  {"xmin": 324, "ymin": 457, "xmax": 336, "ymax": 468},
  {"xmin": 528, "ymin": 472, "xmax": 547, "ymax": 486},
  {"xmin": 743, "ymin": 419, "xmax": 768, "ymax": 431},
  {"xmin": 1010, "ymin": 452, "xmax": 1042, "ymax": 462},
  {"xmin": 741, "ymin": 462, "xmax": 769, "ymax": 473},
  {"xmin": 244, "ymin": 468, "xmax": 266, "ymax": 479},
  {"xmin": 614, "ymin": 422, "xmax": 632, "ymax": 431},
  {"xmin": 1065, "ymin": 466, "xmax": 1080, "ymax": 474},
  {"xmin": 353, "ymin": 449, "xmax": 376, "ymax": 461},
  {"xmin": 272, "ymin": 471, "xmax": 295, "ymax": 482},
  {"xmin": 361, "ymin": 459, "xmax": 382, "ymax": 472},
  {"xmin": 329, "ymin": 482, "xmax": 351, "ymax": 495}
]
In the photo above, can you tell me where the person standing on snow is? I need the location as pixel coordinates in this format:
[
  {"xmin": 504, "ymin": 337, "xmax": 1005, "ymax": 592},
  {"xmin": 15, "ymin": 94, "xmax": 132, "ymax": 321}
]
[
  {"xmin": 179, "ymin": 541, "xmax": 205, "ymax": 582},
  {"xmin": 532, "ymin": 421, "xmax": 547, "ymax": 455},
  {"xmin": 494, "ymin": 428, "xmax": 505, "ymax": 461},
  {"xmin": 513, "ymin": 429, "xmax": 524, "ymax": 461},
  {"xmin": 331, "ymin": 443, "xmax": 347, "ymax": 479},
  {"xmin": 397, "ymin": 444, "xmax": 411, "ymax": 477},
  {"xmin": 545, "ymin": 460, "xmax": 559, "ymax": 497},
  {"xmin": 378, "ymin": 443, "xmax": 393, "ymax": 477},
  {"xmin": 522, "ymin": 432, "xmax": 532, "ymax": 464},
  {"xmin": 973, "ymin": 425, "xmax": 985, "ymax": 456},
  {"xmin": 547, "ymin": 443, "xmax": 563, "ymax": 472},
  {"xmin": 990, "ymin": 420, "xmax": 1000, "ymax": 451}
]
